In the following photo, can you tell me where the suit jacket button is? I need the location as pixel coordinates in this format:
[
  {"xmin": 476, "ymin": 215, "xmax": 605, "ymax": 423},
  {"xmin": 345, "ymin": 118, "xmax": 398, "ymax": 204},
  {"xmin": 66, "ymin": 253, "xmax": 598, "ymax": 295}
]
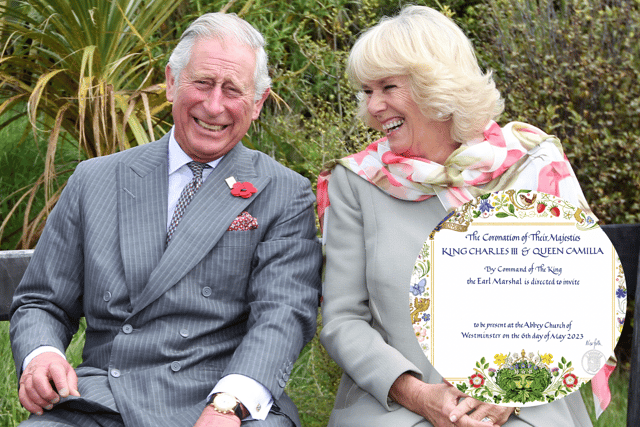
[
  {"xmin": 202, "ymin": 287, "xmax": 212, "ymax": 297},
  {"xmin": 103, "ymin": 291, "xmax": 111, "ymax": 302},
  {"xmin": 170, "ymin": 361, "xmax": 181, "ymax": 372},
  {"xmin": 122, "ymin": 324, "xmax": 133, "ymax": 334},
  {"xmin": 110, "ymin": 369, "xmax": 121, "ymax": 378},
  {"xmin": 180, "ymin": 328, "xmax": 189, "ymax": 338}
]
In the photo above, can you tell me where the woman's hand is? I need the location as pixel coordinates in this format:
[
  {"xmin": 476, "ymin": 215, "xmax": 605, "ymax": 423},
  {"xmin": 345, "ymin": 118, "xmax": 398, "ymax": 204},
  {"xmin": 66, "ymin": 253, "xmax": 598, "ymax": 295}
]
[
  {"xmin": 389, "ymin": 373, "xmax": 513, "ymax": 427},
  {"xmin": 447, "ymin": 395, "xmax": 514, "ymax": 427}
]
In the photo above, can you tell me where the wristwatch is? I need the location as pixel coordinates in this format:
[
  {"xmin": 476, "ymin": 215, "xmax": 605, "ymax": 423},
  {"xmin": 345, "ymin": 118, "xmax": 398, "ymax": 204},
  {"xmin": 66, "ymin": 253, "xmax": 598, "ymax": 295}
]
[{"xmin": 207, "ymin": 392, "xmax": 245, "ymax": 419}]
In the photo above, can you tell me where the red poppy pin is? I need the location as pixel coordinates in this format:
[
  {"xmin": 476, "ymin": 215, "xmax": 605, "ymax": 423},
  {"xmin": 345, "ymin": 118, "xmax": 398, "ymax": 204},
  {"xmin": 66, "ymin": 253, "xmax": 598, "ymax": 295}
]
[{"xmin": 230, "ymin": 181, "xmax": 257, "ymax": 198}]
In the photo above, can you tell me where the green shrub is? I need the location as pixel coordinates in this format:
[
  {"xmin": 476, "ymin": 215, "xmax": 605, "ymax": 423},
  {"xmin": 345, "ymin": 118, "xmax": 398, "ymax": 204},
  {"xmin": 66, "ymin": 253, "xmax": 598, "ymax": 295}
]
[
  {"xmin": 468, "ymin": 0, "xmax": 640, "ymax": 224},
  {"xmin": 0, "ymin": 0, "xmax": 183, "ymax": 247}
]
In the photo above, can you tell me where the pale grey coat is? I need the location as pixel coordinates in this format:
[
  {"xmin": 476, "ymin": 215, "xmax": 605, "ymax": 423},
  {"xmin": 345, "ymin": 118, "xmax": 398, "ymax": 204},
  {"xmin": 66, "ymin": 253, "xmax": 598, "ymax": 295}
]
[
  {"xmin": 320, "ymin": 165, "xmax": 592, "ymax": 427},
  {"xmin": 10, "ymin": 135, "xmax": 323, "ymax": 427}
]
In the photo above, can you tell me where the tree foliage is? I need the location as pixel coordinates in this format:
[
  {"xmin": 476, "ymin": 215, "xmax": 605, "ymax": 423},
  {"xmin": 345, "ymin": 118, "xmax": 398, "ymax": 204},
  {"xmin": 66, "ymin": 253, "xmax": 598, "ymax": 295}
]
[
  {"xmin": 0, "ymin": 0, "xmax": 182, "ymax": 247},
  {"xmin": 470, "ymin": 0, "xmax": 640, "ymax": 224}
]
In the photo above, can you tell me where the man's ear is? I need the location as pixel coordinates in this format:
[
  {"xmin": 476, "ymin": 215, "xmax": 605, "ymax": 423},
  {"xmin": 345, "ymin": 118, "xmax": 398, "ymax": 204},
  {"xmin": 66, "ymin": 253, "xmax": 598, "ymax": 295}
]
[
  {"xmin": 165, "ymin": 65, "xmax": 175, "ymax": 102},
  {"xmin": 251, "ymin": 88, "xmax": 270, "ymax": 120}
]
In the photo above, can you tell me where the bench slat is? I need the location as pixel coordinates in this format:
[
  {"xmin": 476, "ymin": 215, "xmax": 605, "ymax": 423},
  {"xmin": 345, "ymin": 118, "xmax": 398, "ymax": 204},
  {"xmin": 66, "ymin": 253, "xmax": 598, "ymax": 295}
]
[{"xmin": 0, "ymin": 250, "xmax": 34, "ymax": 321}]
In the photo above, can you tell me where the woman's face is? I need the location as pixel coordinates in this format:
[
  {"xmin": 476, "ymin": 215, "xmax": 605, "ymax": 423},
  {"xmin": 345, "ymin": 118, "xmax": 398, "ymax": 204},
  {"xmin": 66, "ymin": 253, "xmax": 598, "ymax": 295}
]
[{"xmin": 362, "ymin": 75, "xmax": 451, "ymax": 159}]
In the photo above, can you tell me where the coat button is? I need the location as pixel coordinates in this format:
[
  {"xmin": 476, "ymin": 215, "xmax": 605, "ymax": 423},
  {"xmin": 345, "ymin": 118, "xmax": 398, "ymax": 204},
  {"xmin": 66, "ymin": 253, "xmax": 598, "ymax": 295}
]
[
  {"xmin": 278, "ymin": 378, "xmax": 286, "ymax": 388},
  {"xmin": 180, "ymin": 328, "xmax": 189, "ymax": 338},
  {"xmin": 171, "ymin": 361, "xmax": 181, "ymax": 372},
  {"xmin": 122, "ymin": 324, "xmax": 133, "ymax": 334},
  {"xmin": 202, "ymin": 287, "xmax": 212, "ymax": 297},
  {"xmin": 110, "ymin": 369, "xmax": 121, "ymax": 378},
  {"xmin": 103, "ymin": 291, "xmax": 111, "ymax": 302}
]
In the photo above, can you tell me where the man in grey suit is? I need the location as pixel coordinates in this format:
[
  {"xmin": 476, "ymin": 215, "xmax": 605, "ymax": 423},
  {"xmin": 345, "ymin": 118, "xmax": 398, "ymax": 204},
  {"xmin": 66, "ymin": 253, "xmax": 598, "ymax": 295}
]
[{"xmin": 10, "ymin": 12, "xmax": 322, "ymax": 427}]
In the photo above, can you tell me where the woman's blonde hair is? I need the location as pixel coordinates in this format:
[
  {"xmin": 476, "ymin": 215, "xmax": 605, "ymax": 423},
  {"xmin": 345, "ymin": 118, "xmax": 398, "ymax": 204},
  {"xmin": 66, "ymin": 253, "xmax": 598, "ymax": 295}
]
[{"xmin": 347, "ymin": 5, "xmax": 504, "ymax": 143}]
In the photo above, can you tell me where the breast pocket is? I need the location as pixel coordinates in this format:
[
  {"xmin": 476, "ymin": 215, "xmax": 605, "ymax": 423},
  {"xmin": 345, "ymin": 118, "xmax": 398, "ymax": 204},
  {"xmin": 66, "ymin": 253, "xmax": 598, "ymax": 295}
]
[
  {"xmin": 216, "ymin": 229, "xmax": 258, "ymax": 248},
  {"xmin": 191, "ymin": 229, "xmax": 259, "ymax": 294}
]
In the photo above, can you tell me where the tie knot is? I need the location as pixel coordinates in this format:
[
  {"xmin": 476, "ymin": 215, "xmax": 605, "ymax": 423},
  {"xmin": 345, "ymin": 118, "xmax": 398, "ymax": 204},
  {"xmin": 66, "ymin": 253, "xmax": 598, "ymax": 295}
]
[{"xmin": 187, "ymin": 161, "xmax": 209, "ymax": 179}]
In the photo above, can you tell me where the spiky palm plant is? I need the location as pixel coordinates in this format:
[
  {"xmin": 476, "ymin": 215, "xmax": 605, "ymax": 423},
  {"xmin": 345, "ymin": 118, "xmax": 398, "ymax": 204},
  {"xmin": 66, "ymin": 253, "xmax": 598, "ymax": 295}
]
[{"xmin": 0, "ymin": 0, "xmax": 183, "ymax": 247}]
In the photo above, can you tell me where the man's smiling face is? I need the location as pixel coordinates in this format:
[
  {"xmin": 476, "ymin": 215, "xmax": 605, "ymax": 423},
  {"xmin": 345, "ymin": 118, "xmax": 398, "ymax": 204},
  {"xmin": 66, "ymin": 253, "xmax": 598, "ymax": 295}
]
[{"xmin": 166, "ymin": 37, "xmax": 269, "ymax": 162}]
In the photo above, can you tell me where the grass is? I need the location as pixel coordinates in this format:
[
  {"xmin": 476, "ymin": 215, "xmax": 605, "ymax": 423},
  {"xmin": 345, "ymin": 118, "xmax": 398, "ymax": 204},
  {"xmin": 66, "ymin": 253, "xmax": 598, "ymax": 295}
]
[
  {"xmin": 0, "ymin": 323, "xmax": 28, "ymax": 427},
  {"xmin": 285, "ymin": 320, "xmax": 342, "ymax": 427},
  {"xmin": 0, "ymin": 317, "xmax": 632, "ymax": 427},
  {"xmin": 580, "ymin": 364, "xmax": 629, "ymax": 427}
]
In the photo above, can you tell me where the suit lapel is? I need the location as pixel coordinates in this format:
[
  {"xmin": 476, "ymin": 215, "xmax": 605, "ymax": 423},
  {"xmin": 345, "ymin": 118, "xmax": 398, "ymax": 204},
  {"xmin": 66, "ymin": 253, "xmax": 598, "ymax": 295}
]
[
  {"xmin": 130, "ymin": 143, "xmax": 270, "ymax": 317},
  {"xmin": 117, "ymin": 136, "xmax": 169, "ymax": 303}
]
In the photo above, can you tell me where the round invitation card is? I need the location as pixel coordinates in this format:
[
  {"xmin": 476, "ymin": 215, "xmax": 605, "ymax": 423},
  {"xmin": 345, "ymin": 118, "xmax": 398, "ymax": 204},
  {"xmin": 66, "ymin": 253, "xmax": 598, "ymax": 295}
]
[{"xmin": 409, "ymin": 190, "xmax": 626, "ymax": 407}]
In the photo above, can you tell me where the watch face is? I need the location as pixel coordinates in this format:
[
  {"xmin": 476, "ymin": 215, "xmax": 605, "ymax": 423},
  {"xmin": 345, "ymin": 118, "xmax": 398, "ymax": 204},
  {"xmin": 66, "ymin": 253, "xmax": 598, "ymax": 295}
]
[{"xmin": 214, "ymin": 393, "xmax": 237, "ymax": 412}]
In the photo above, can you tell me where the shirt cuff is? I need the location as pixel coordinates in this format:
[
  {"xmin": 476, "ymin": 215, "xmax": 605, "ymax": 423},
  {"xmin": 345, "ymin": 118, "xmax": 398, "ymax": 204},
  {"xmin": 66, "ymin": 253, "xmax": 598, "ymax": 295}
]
[
  {"xmin": 210, "ymin": 374, "xmax": 273, "ymax": 420},
  {"xmin": 23, "ymin": 346, "xmax": 66, "ymax": 372}
]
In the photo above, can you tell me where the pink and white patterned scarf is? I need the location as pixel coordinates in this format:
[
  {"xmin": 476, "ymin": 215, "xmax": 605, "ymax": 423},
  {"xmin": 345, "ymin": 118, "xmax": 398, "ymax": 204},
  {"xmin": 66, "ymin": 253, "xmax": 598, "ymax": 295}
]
[{"xmin": 317, "ymin": 121, "xmax": 593, "ymax": 230}]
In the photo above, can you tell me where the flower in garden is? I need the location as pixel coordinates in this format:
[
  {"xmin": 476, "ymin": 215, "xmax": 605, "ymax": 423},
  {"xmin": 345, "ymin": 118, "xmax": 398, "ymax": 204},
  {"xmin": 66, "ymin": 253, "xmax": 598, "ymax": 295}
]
[
  {"xmin": 563, "ymin": 373, "xmax": 578, "ymax": 388},
  {"xmin": 413, "ymin": 324, "xmax": 427, "ymax": 342},
  {"xmin": 231, "ymin": 182, "xmax": 257, "ymax": 198},
  {"xmin": 410, "ymin": 278, "xmax": 426, "ymax": 296},
  {"xmin": 540, "ymin": 353, "xmax": 553, "ymax": 365},
  {"xmin": 494, "ymin": 353, "xmax": 508, "ymax": 366},
  {"xmin": 470, "ymin": 373, "xmax": 485, "ymax": 388}
]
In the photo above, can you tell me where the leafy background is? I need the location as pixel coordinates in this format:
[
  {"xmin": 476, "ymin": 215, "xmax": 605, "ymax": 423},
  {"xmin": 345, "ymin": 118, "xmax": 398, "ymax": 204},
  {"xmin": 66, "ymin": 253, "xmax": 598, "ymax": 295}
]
[{"xmin": 1, "ymin": 0, "xmax": 638, "ymax": 426}]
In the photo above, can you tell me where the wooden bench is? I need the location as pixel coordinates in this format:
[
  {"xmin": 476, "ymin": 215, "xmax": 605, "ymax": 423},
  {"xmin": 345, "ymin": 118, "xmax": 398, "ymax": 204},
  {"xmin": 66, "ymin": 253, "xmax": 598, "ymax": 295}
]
[
  {"xmin": 0, "ymin": 249, "xmax": 33, "ymax": 321},
  {"xmin": 1, "ymin": 224, "xmax": 640, "ymax": 425}
]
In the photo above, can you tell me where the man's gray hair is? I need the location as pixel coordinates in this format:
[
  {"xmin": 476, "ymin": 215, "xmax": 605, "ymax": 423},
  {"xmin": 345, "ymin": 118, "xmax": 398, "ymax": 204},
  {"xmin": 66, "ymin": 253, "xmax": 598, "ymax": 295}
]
[{"xmin": 168, "ymin": 12, "xmax": 271, "ymax": 101}]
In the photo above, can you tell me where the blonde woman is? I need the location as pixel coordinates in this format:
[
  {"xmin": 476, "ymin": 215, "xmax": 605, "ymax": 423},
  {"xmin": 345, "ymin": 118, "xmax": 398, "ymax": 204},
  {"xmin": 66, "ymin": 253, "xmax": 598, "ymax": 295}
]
[{"xmin": 317, "ymin": 5, "xmax": 593, "ymax": 427}]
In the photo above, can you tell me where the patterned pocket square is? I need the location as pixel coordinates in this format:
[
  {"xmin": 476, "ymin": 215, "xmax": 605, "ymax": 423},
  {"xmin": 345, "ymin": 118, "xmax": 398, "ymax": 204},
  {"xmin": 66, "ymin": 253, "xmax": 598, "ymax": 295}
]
[{"xmin": 227, "ymin": 211, "xmax": 258, "ymax": 231}]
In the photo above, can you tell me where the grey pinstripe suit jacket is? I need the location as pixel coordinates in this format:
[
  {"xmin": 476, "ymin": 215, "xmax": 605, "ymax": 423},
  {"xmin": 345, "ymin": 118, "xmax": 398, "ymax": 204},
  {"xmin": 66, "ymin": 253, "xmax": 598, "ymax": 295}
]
[{"xmin": 10, "ymin": 134, "xmax": 323, "ymax": 426}]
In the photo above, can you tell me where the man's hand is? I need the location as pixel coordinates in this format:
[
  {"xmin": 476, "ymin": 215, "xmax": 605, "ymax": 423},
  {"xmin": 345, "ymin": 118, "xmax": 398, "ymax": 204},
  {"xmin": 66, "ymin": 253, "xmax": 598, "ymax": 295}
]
[
  {"xmin": 19, "ymin": 352, "xmax": 80, "ymax": 415},
  {"xmin": 193, "ymin": 405, "xmax": 241, "ymax": 427}
]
